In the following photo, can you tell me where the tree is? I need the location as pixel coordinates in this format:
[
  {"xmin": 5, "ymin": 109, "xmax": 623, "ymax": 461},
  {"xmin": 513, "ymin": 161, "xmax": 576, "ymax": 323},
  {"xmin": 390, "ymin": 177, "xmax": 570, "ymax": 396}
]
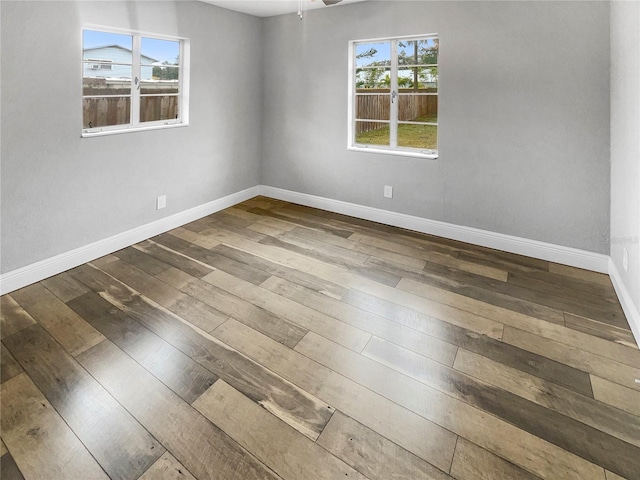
[
  {"xmin": 398, "ymin": 39, "xmax": 438, "ymax": 90},
  {"xmin": 152, "ymin": 55, "xmax": 179, "ymax": 80}
]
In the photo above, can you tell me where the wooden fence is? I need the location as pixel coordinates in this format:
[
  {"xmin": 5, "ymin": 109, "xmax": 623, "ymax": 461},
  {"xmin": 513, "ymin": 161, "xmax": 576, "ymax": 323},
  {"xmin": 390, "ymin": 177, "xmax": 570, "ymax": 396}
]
[
  {"xmin": 356, "ymin": 88, "xmax": 437, "ymax": 134},
  {"xmin": 82, "ymin": 77, "xmax": 178, "ymax": 127}
]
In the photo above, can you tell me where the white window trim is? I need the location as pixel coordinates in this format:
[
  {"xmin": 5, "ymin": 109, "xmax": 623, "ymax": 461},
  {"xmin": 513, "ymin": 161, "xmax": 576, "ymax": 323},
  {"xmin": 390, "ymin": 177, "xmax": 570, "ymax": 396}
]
[
  {"xmin": 81, "ymin": 24, "xmax": 190, "ymax": 138},
  {"xmin": 347, "ymin": 33, "xmax": 439, "ymax": 160}
]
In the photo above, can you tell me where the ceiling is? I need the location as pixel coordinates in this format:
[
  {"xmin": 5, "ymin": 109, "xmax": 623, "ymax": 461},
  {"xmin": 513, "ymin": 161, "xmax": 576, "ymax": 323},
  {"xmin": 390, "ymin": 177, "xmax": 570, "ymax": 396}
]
[{"xmin": 200, "ymin": 0, "xmax": 368, "ymax": 18}]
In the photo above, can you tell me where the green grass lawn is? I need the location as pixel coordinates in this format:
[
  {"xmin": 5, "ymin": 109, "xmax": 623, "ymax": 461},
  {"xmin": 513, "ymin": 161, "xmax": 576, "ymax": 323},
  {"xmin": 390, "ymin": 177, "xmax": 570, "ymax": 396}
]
[{"xmin": 356, "ymin": 115, "xmax": 437, "ymax": 150}]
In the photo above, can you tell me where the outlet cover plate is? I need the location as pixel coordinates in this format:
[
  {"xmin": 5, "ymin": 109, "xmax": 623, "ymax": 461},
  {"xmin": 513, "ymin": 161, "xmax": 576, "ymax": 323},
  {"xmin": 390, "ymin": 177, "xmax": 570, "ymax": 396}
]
[
  {"xmin": 384, "ymin": 185, "xmax": 393, "ymax": 198},
  {"xmin": 157, "ymin": 195, "xmax": 167, "ymax": 210}
]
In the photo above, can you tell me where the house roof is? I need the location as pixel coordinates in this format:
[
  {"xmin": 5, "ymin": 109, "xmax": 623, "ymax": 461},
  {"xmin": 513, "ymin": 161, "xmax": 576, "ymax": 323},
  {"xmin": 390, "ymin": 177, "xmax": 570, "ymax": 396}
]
[{"xmin": 83, "ymin": 44, "xmax": 158, "ymax": 63}]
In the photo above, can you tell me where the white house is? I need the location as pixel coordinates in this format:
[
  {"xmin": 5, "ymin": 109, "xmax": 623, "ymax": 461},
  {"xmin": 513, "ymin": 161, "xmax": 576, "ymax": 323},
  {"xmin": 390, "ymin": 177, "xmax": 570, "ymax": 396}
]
[{"xmin": 83, "ymin": 45, "xmax": 157, "ymax": 80}]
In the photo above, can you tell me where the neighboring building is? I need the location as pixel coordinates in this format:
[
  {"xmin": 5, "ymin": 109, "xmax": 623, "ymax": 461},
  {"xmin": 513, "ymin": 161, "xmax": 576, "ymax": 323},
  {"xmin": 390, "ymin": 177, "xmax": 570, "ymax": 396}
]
[{"xmin": 83, "ymin": 45, "xmax": 157, "ymax": 79}]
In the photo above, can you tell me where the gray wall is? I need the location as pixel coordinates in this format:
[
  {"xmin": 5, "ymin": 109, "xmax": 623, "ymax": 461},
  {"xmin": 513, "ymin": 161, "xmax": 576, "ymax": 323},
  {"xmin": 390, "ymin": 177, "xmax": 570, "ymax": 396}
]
[
  {"xmin": 1, "ymin": 1, "xmax": 263, "ymax": 273},
  {"xmin": 610, "ymin": 1, "xmax": 640, "ymax": 311},
  {"xmin": 261, "ymin": 1, "xmax": 611, "ymax": 254},
  {"xmin": 1, "ymin": 0, "xmax": 617, "ymax": 277}
]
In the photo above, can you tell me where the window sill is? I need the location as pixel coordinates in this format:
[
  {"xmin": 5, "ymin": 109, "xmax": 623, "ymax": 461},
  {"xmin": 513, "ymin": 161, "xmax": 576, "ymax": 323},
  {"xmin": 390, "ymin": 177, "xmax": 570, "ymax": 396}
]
[
  {"xmin": 81, "ymin": 122, "xmax": 188, "ymax": 138},
  {"xmin": 348, "ymin": 145, "xmax": 438, "ymax": 160}
]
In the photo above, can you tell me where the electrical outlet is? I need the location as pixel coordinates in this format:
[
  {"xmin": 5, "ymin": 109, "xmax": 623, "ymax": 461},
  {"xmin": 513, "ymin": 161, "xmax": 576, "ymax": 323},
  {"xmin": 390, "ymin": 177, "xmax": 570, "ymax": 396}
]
[
  {"xmin": 384, "ymin": 185, "xmax": 393, "ymax": 198},
  {"xmin": 623, "ymin": 248, "xmax": 629, "ymax": 272},
  {"xmin": 156, "ymin": 195, "xmax": 167, "ymax": 210}
]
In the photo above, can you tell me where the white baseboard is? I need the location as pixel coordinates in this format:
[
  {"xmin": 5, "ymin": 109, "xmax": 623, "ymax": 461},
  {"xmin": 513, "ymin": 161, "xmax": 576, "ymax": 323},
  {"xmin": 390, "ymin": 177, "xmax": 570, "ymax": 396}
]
[
  {"xmin": 0, "ymin": 184, "xmax": 615, "ymax": 298},
  {"xmin": 259, "ymin": 185, "xmax": 611, "ymax": 274},
  {"xmin": 609, "ymin": 259, "xmax": 640, "ymax": 346},
  {"xmin": 0, "ymin": 186, "xmax": 260, "ymax": 295}
]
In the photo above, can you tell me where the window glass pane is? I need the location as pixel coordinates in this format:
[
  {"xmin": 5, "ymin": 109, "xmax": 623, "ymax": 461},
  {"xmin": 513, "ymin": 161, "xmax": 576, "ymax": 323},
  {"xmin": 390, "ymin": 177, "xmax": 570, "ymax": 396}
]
[
  {"xmin": 355, "ymin": 94, "xmax": 390, "ymax": 121},
  {"xmin": 398, "ymin": 66, "xmax": 438, "ymax": 92},
  {"xmin": 140, "ymin": 95, "xmax": 179, "ymax": 122},
  {"xmin": 355, "ymin": 121, "xmax": 390, "ymax": 146},
  {"xmin": 398, "ymin": 38, "xmax": 438, "ymax": 66},
  {"xmin": 141, "ymin": 37, "xmax": 180, "ymax": 65},
  {"xmin": 356, "ymin": 67, "xmax": 391, "ymax": 90},
  {"xmin": 398, "ymin": 94, "xmax": 438, "ymax": 122},
  {"xmin": 83, "ymin": 30, "xmax": 133, "ymax": 63},
  {"xmin": 141, "ymin": 67, "xmax": 179, "ymax": 91},
  {"xmin": 397, "ymin": 123, "xmax": 437, "ymax": 150},
  {"xmin": 83, "ymin": 97, "xmax": 131, "ymax": 128},
  {"xmin": 355, "ymin": 42, "xmax": 390, "ymax": 68},
  {"xmin": 83, "ymin": 65, "xmax": 132, "ymax": 95}
]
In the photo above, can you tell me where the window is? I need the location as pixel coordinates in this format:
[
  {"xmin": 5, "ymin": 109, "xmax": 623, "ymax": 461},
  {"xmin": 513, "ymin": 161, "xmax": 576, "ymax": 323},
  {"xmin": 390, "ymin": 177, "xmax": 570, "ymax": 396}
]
[
  {"xmin": 82, "ymin": 27, "xmax": 189, "ymax": 136},
  {"xmin": 348, "ymin": 34, "xmax": 438, "ymax": 158}
]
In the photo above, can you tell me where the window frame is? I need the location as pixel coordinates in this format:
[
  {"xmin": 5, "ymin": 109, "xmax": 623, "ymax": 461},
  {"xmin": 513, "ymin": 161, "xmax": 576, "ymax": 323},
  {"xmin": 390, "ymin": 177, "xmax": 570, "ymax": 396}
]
[
  {"xmin": 347, "ymin": 33, "xmax": 439, "ymax": 159},
  {"xmin": 81, "ymin": 25, "xmax": 190, "ymax": 138}
]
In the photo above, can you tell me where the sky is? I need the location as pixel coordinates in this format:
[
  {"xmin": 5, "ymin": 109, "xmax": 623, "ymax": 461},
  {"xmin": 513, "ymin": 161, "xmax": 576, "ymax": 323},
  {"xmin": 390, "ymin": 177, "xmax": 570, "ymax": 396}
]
[
  {"xmin": 355, "ymin": 38, "xmax": 438, "ymax": 68},
  {"xmin": 83, "ymin": 30, "xmax": 179, "ymax": 64}
]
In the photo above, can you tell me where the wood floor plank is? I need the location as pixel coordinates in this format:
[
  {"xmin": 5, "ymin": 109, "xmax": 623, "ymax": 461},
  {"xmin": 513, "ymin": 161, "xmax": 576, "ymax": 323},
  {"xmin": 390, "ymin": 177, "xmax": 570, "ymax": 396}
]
[
  {"xmin": 0, "ymin": 452, "xmax": 25, "ymax": 480},
  {"xmin": 605, "ymin": 471, "xmax": 628, "ymax": 480},
  {"xmin": 214, "ymin": 235, "xmax": 506, "ymax": 339},
  {"xmin": 202, "ymin": 269, "xmax": 372, "ymax": 352},
  {"xmin": 291, "ymin": 225, "xmax": 429, "ymax": 269},
  {"xmin": 503, "ymin": 326, "xmax": 640, "ymax": 392},
  {"xmin": 506, "ymin": 267, "xmax": 617, "ymax": 299},
  {"xmin": 77, "ymin": 340, "xmax": 280, "ymax": 480},
  {"xmin": 169, "ymin": 226, "xmax": 222, "ymax": 249},
  {"xmin": 214, "ymin": 318, "xmax": 603, "ymax": 480},
  {"xmin": 450, "ymin": 438, "xmax": 542, "ymax": 480},
  {"xmin": 9, "ymin": 284, "xmax": 105, "ymax": 356},
  {"xmin": 156, "ymin": 267, "xmax": 308, "ymax": 348},
  {"xmin": 508, "ymin": 271, "xmax": 622, "ymax": 312},
  {"xmin": 0, "ymin": 295, "xmax": 36, "ymax": 340},
  {"xmin": 188, "ymin": 215, "xmax": 268, "ymax": 244},
  {"xmin": 0, "ymin": 343, "xmax": 22, "ymax": 384},
  {"xmin": 113, "ymin": 246, "xmax": 173, "ymax": 276},
  {"xmin": 4, "ymin": 324, "xmax": 164, "ymax": 480},
  {"xmin": 212, "ymin": 318, "xmax": 458, "ymax": 473},
  {"xmin": 452, "ymin": 348, "xmax": 640, "ymax": 448},
  {"xmin": 194, "ymin": 380, "xmax": 366, "ymax": 480},
  {"xmin": 296, "ymin": 331, "xmax": 629, "ymax": 480},
  {"xmin": 91, "ymin": 254, "xmax": 119, "ymax": 267},
  {"xmin": 247, "ymin": 222, "xmax": 286, "ymax": 237},
  {"xmin": 214, "ymin": 319, "xmax": 456, "ymax": 471},
  {"xmin": 247, "ymin": 207, "xmax": 355, "ymax": 238},
  {"xmin": 454, "ymin": 249, "xmax": 547, "ymax": 274},
  {"xmin": 259, "ymin": 234, "xmax": 402, "ymax": 287},
  {"xmin": 564, "ymin": 313, "xmax": 637, "ymax": 348},
  {"xmin": 210, "ymin": 243, "xmax": 348, "ymax": 299},
  {"xmin": 181, "ymin": 245, "xmax": 273, "ymax": 286},
  {"xmin": 101, "ymin": 259, "xmax": 229, "ymax": 334},
  {"xmin": 590, "ymin": 375, "xmax": 640, "ymax": 416},
  {"xmin": 133, "ymin": 240, "xmax": 214, "ymax": 278},
  {"xmin": 342, "ymin": 289, "xmax": 592, "ymax": 396},
  {"xmin": 68, "ymin": 292, "xmax": 218, "ymax": 404},
  {"xmin": 317, "ymin": 410, "xmax": 453, "ymax": 480},
  {"xmin": 138, "ymin": 452, "xmax": 196, "ymax": 480},
  {"xmin": 348, "ymin": 231, "xmax": 508, "ymax": 281},
  {"xmin": 397, "ymin": 277, "xmax": 640, "ymax": 366},
  {"xmin": 367, "ymin": 256, "xmax": 566, "ymax": 325},
  {"xmin": 268, "ymin": 230, "xmax": 372, "ymax": 265},
  {"xmin": 1, "ymin": 373, "xmax": 110, "ymax": 480},
  {"xmin": 262, "ymin": 276, "xmax": 458, "ymax": 366},
  {"xmin": 40, "ymin": 271, "xmax": 90, "ymax": 303},
  {"xmin": 68, "ymin": 263, "xmax": 333, "ymax": 440},
  {"xmin": 548, "ymin": 263, "xmax": 612, "ymax": 286}
]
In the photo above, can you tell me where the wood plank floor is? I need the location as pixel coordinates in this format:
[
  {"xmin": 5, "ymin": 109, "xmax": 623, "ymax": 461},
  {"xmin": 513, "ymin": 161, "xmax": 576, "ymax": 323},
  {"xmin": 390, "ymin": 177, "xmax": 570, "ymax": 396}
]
[{"xmin": 2, "ymin": 196, "xmax": 639, "ymax": 480}]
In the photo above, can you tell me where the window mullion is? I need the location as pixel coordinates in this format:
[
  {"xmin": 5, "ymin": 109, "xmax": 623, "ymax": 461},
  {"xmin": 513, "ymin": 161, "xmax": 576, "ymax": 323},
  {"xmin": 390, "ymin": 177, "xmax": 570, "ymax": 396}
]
[
  {"xmin": 131, "ymin": 34, "xmax": 141, "ymax": 126},
  {"xmin": 390, "ymin": 40, "xmax": 399, "ymax": 148}
]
